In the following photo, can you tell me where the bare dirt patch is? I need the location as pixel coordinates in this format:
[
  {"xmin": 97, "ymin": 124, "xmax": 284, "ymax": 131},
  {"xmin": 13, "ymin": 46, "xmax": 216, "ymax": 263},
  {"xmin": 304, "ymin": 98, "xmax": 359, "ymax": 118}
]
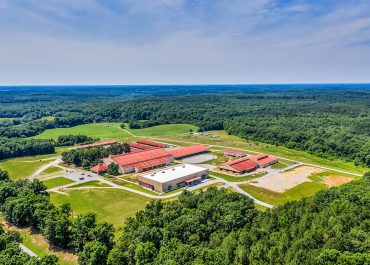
[
  {"xmin": 323, "ymin": 175, "xmax": 353, "ymax": 187},
  {"xmin": 250, "ymin": 166, "xmax": 324, "ymax": 193}
]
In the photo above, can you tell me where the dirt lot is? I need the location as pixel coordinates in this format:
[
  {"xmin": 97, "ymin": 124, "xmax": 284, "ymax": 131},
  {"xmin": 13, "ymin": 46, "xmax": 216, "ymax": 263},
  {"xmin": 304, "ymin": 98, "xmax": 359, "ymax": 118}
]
[
  {"xmin": 250, "ymin": 166, "xmax": 324, "ymax": 192},
  {"xmin": 323, "ymin": 175, "xmax": 353, "ymax": 187},
  {"xmin": 180, "ymin": 153, "xmax": 216, "ymax": 164}
]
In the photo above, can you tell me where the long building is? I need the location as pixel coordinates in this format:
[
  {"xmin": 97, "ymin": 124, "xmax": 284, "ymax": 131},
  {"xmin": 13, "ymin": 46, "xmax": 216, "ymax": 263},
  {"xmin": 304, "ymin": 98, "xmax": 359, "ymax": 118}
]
[
  {"xmin": 138, "ymin": 164, "xmax": 209, "ymax": 192},
  {"xmin": 249, "ymin": 154, "xmax": 278, "ymax": 167},
  {"xmin": 219, "ymin": 157, "xmax": 258, "ymax": 174},
  {"xmin": 167, "ymin": 144, "xmax": 209, "ymax": 159},
  {"xmin": 79, "ymin": 140, "xmax": 117, "ymax": 149},
  {"xmin": 110, "ymin": 149, "xmax": 174, "ymax": 173},
  {"xmin": 222, "ymin": 148, "xmax": 247, "ymax": 157},
  {"xmin": 136, "ymin": 139, "xmax": 167, "ymax": 148}
]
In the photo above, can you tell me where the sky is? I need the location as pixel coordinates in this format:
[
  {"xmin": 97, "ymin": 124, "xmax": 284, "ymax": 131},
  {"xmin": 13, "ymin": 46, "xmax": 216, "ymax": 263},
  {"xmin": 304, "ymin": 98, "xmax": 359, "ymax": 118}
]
[{"xmin": 0, "ymin": 0, "xmax": 370, "ymax": 85}]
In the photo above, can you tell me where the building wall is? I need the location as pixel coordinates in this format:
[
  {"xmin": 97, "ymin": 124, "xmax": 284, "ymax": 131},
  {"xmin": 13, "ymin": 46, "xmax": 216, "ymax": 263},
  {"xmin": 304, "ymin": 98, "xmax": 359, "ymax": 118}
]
[{"xmin": 138, "ymin": 168, "xmax": 209, "ymax": 193}]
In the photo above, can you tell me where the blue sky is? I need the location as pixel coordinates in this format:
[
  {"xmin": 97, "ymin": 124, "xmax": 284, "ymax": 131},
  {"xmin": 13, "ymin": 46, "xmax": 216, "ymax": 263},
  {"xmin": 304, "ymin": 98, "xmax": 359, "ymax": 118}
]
[{"xmin": 0, "ymin": 0, "xmax": 370, "ymax": 85}]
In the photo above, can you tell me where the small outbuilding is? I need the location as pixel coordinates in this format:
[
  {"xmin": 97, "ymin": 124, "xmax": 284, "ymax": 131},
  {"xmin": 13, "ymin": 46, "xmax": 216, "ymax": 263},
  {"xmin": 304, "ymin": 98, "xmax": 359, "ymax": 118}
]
[
  {"xmin": 90, "ymin": 163, "xmax": 108, "ymax": 174},
  {"xmin": 222, "ymin": 148, "xmax": 247, "ymax": 157}
]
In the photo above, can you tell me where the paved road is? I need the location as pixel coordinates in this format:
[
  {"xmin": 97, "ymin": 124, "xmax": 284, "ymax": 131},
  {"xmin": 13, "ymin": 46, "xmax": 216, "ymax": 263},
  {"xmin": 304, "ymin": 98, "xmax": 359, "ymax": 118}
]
[
  {"xmin": 19, "ymin": 243, "xmax": 38, "ymax": 257},
  {"xmin": 29, "ymin": 157, "xmax": 62, "ymax": 180}
]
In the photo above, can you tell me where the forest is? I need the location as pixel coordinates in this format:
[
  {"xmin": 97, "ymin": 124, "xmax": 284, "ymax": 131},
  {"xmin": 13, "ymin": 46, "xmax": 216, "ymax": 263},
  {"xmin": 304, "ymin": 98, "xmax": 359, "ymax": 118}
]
[
  {"xmin": 0, "ymin": 167, "xmax": 369, "ymax": 264},
  {"xmin": 0, "ymin": 85, "xmax": 369, "ymax": 166}
]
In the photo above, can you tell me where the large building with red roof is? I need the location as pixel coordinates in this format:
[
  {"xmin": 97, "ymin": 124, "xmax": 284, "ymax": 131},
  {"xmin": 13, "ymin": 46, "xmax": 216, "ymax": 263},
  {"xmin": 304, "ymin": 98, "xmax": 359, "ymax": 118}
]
[
  {"xmin": 79, "ymin": 140, "xmax": 117, "ymax": 149},
  {"xmin": 136, "ymin": 139, "xmax": 168, "ymax": 148},
  {"xmin": 109, "ymin": 148, "xmax": 174, "ymax": 173},
  {"xmin": 167, "ymin": 144, "xmax": 209, "ymax": 159},
  {"xmin": 219, "ymin": 157, "xmax": 258, "ymax": 174},
  {"xmin": 128, "ymin": 142, "xmax": 155, "ymax": 151},
  {"xmin": 249, "ymin": 154, "xmax": 278, "ymax": 167},
  {"xmin": 222, "ymin": 149, "xmax": 247, "ymax": 157}
]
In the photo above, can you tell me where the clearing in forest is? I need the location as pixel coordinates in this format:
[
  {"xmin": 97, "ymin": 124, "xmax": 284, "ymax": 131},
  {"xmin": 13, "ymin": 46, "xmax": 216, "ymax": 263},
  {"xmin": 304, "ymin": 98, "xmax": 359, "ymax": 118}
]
[{"xmin": 250, "ymin": 166, "xmax": 324, "ymax": 192}]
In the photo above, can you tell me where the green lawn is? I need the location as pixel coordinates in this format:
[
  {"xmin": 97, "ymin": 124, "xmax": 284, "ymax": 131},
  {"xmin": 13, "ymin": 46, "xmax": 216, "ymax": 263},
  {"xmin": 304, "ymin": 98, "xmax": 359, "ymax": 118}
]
[
  {"xmin": 68, "ymin": 180, "xmax": 111, "ymax": 188},
  {"xmin": 40, "ymin": 166, "xmax": 64, "ymax": 176},
  {"xmin": 33, "ymin": 123, "xmax": 130, "ymax": 140},
  {"xmin": 271, "ymin": 162, "xmax": 288, "ymax": 169},
  {"xmin": 50, "ymin": 189, "xmax": 149, "ymax": 227},
  {"xmin": 127, "ymin": 123, "xmax": 198, "ymax": 136},
  {"xmin": 239, "ymin": 182, "xmax": 327, "ymax": 205},
  {"xmin": 42, "ymin": 177, "xmax": 75, "ymax": 189},
  {"xmin": 210, "ymin": 171, "xmax": 266, "ymax": 182}
]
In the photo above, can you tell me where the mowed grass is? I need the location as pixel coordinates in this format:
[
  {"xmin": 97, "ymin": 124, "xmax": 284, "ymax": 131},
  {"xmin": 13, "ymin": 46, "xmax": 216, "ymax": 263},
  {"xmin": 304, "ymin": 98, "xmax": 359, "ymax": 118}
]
[
  {"xmin": 127, "ymin": 123, "xmax": 198, "ymax": 136},
  {"xmin": 42, "ymin": 177, "xmax": 75, "ymax": 189},
  {"xmin": 40, "ymin": 166, "xmax": 64, "ymax": 176},
  {"xmin": 239, "ymin": 182, "xmax": 327, "ymax": 205},
  {"xmin": 0, "ymin": 147, "xmax": 70, "ymax": 181},
  {"xmin": 33, "ymin": 123, "xmax": 130, "ymax": 140},
  {"xmin": 68, "ymin": 180, "xmax": 111, "ymax": 188},
  {"xmin": 50, "ymin": 189, "xmax": 149, "ymax": 227}
]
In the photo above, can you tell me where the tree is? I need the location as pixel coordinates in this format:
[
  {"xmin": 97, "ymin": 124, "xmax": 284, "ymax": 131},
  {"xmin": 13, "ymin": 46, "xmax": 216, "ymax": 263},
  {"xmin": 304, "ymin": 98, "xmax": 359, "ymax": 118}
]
[
  {"xmin": 78, "ymin": 241, "xmax": 108, "ymax": 265},
  {"xmin": 107, "ymin": 163, "xmax": 119, "ymax": 176},
  {"xmin": 134, "ymin": 242, "xmax": 158, "ymax": 265},
  {"xmin": 0, "ymin": 169, "xmax": 9, "ymax": 181},
  {"xmin": 71, "ymin": 213, "xmax": 97, "ymax": 251}
]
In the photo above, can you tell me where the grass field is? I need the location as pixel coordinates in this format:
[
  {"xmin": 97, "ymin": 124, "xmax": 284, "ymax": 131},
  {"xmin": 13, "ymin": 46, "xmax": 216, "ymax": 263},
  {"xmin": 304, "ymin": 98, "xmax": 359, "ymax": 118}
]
[
  {"xmin": 42, "ymin": 177, "xmax": 75, "ymax": 189},
  {"xmin": 68, "ymin": 180, "xmax": 111, "ymax": 188},
  {"xmin": 50, "ymin": 189, "xmax": 149, "ymax": 227},
  {"xmin": 151, "ymin": 130, "xmax": 368, "ymax": 175},
  {"xmin": 210, "ymin": 171, "xmax": 266, "ymax": 182},
  {"xmin": 126, "ymin": 123, "xmax": 198, "ymax": 136},
  {"xmin": 239, "ymin": 182, "xmax": 327, "ymax": 205},
  {"xmin": 40, "ymin": 166, "xmax": 64, "ymax": 176},
  {"xmin": 33, "ymin": 123, "xmax": 130, "ymax": 140},
  {"xmin": 271, "ymin": 162, "xmax": 288, "ymax": 169}
]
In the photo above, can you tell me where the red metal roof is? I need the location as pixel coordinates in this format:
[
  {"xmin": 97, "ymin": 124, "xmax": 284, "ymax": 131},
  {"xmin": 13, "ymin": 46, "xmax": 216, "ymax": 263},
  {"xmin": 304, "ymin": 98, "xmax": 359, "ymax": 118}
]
[
  {"xmin": 134, "ymin": 157, "xmax": 170, "ymax": 169},
  {"xmin": 128, "ymin": 142, "xmax": 155, "ymax": 150},
  {"xmin": 223, "ymin": 149, "xmax": 247, "ymax": 156},
  {"xmin": 90, "ymin": 163, "xmax": 108, "ymax": 173},
  {"xmin": 79, "ymin": 140, "xmax": 117, "ymax": 149},
  {"xmin": 249, "ymin": 154, "xmax": 277, "ymax": 166},
  {"xmin": 167, "ymin": 144, "xmax": 209, "ymax": 159},
  {"xmin": 136, "ymin": 139, "xmax": 166, "ymax": 148},
  {"xmin": 221, "ymin": 157, "xmax": 258, "ymax": 172},
  {"xmin": 112, "ymin": 148, "xmax": 172, "ymax": 167}
]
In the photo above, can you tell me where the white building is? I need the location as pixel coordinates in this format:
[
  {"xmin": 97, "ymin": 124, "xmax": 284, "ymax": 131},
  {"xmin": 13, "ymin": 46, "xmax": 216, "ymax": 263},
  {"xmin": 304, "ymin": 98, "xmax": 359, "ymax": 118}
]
[{"xmin": 137, "ymin": 164, "xmax": 209, "ymax": 193}]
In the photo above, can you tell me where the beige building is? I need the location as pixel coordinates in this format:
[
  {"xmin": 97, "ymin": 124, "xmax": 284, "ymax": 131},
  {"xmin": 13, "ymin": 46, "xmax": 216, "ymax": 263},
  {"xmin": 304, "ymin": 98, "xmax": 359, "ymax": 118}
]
[{"xmin": 138, "ymin": 164, "xmax": 209, "ymax": 193}]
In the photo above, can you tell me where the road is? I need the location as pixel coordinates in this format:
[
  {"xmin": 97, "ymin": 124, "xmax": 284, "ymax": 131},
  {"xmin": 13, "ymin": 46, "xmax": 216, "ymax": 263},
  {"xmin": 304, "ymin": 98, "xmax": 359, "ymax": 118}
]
[
  {"xmin": 19, "ymin": 243, "xmax": 38, "ymax": 257},
  {"xmin": 29, "ymin": 157, "xmax": 62, "ymax": 180}
]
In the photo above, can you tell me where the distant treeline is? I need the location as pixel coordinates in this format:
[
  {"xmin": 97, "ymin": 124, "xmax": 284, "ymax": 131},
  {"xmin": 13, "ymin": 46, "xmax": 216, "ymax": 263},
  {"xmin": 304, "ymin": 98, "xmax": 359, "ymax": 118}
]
[
  {"xmin": 0, "ymin": 88, "xmax": 369, "ymax": 166},
  {"xmin": 0, "ymin": 135, "xmax": 96, "ymax": 161}
]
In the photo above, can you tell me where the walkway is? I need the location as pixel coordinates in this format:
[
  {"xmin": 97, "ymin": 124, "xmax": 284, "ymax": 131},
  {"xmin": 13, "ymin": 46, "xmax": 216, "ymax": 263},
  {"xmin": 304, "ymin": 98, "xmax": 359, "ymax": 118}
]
[{"xmin": 19, "ymin": 243, "xmax": 38, "ymax": 257}]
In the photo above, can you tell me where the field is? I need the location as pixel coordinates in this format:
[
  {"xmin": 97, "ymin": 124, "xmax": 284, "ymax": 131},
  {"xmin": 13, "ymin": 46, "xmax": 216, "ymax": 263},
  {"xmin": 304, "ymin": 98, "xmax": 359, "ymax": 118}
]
[
  {"xmin": 50, "ymin": 189, "xmax": 149, "ymax": 227},
  {"xmin": 210, "ymin": 171, "xmax": 266, "ymax": 182},
  {"xmin": 39, "ymin": 166, "xmax": 64, "ymax": 176},
  {"xmin": 33, "ymin": 123, "xmax": 130, "ymax": 140},
  {"xmin": 126, "ymin": 123, "xmax": 198, "ymax": 136},
  {"xmin": 239, "ymin": 182, "xmax": 327, "ymax": 205},
  {"xmin": 42, "ymin": 177, "xmax": 75, "ymax": 189},
  {"xmin": 68, "ymin": 180, "xmax": 111, "ymax": 188}
]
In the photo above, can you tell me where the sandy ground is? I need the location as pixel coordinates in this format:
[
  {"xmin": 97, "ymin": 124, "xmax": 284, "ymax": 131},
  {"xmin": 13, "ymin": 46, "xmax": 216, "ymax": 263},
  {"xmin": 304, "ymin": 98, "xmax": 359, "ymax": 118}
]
[
  {"xmin": 323, "ymin": 175, "xmax": 353, "ymax": 187},
  {"xmin": 250, "ymin": 166, "xmax": 324, "ymax": 192},
  {"xmin": 180, "ymin": 153, "xmax": 216, "ymax": 164}
]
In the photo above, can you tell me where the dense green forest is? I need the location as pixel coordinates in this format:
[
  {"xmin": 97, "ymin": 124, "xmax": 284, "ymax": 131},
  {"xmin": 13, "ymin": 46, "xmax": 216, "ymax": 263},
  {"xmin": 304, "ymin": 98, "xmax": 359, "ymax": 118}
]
[
  {"xmin": 1, "ymin": 167, "xmax": 369, "ymax": 264},
  {"xmin": 0, "ymin": 85, "xmax": 369, "ymax": 166}
]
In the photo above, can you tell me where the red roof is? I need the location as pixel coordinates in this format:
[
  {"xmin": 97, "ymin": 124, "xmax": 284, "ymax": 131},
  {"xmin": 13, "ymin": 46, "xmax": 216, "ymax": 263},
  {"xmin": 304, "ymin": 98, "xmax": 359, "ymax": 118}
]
[
  {"xmin": 79, "ymin": 140, "xmax": 117, "ymax": 149},
  {"xmin": 111, "ymin": 148, "xmax": 172, "ymax": 168},
  {"xmin": 223, "ymin": 149, "xmax": 247, "ymax": 156},
  {"xmin": 167, "ymin": 144, "xmax": 209, "ymax": 159},
  {"xmin": 249, "ymin": 154, "xmax": 277, "ymax": 166},
  {"xmin": 134, "ymin": 157, "xmax": 170, "ymax": 169},
  {"xmin": 221, "ymin": 157, "xmax": 258, "ymax": 172},
  {"xmin": 136, "ymin": 139, "xmax": 166, "ymax": 148},
  {"xmin": 128, "ymin": 142, "xmax": 155, "ymax": 150},
  {"xmin": 90, "ymin": 163, "xmax": 108, "ymax": 173}
]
